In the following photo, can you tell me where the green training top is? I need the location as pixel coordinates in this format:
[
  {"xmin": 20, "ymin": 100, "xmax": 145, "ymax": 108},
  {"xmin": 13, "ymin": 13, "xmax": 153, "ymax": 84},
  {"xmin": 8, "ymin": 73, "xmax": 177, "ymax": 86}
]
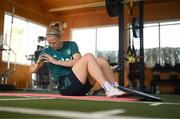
[{"xmin": 40, "ymin": 41, "xmax": 80, "ymax": 80}]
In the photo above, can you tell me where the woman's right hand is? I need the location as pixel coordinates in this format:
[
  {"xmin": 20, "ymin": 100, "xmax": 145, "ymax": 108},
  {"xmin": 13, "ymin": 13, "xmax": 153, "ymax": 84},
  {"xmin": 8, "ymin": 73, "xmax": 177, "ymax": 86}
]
[
  {"xmin": 37, "ymin": 55, "xmax": 46, "ymax": 65},
  {"xmin": 30, "ymin": 55, "xmax": 45, "ymax": 74}
]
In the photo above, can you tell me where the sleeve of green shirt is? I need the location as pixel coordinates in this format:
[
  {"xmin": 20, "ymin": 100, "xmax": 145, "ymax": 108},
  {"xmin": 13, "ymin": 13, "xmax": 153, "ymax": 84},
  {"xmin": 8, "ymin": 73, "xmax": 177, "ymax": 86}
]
[{"xmin": 71, "ymin": 41, "xmax": 80, "ymax": 55}]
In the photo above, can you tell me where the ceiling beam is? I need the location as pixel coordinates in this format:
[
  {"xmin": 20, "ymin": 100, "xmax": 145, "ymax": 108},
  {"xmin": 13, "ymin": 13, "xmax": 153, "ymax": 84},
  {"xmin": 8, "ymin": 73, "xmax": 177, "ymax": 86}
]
[{"xmin": 49, "ymin": 1, "xmax": 105, "ymax": 12}]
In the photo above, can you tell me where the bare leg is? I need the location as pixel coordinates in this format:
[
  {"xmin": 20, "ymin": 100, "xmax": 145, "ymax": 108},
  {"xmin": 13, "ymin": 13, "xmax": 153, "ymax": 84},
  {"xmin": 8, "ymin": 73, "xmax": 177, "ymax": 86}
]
[
  {"xmin": 72, "ymin": 54, "xmax": 126, "ymax": 97},
  {"xmin": 72, "ymin": 53, "xmax": 106, "ymax": 85},
  {"xmin": 97, "ymin": 57, "xmax": 117, "ymax": 83}
]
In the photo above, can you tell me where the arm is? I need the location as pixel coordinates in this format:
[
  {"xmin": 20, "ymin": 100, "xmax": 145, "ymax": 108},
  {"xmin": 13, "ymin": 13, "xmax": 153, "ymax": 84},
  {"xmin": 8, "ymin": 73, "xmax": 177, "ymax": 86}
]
[
  {"xmin": 42, "ymin": 53, "xmax": 81, "ymax": 68},
  {"xmin": 55, "ymin": 53, "xmax": 81, "ymax": 67},
  {"xmin": 29, "ymin": 56, "xmax": 45, "ymax": 74}
]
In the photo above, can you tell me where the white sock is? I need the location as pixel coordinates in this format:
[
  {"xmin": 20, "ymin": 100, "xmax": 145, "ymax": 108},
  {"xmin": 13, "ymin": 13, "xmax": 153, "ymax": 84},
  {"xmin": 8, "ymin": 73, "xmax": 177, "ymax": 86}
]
[
  {"xmin": 101, "ymin": 81, "xmax": 113, "ymax": 92},
  {"xmin": 111, "ymin": 82, "xmax": 119, "ymax": 88}
]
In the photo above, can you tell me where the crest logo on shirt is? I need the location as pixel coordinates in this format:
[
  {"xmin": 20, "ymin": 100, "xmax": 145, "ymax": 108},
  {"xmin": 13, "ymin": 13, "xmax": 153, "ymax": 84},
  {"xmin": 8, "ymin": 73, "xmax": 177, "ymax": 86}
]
[
  {"xmin": 53, "ymin": 55, "xmax": 57, "ymax": 58},
  {"xmin": 65, "ymin": 49, "xmax": 71, "ymax": 55}
]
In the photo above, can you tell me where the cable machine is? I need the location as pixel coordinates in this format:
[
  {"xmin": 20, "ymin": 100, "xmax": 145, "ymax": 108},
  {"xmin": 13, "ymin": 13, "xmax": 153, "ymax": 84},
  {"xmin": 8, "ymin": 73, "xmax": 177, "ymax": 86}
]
[
  {"xmin": 105, "ymin": 0, "xmax": 162, "ymax": 101},
  {"xmin": 105, "ymin": 0, "xmax": 145, "ymax": 90}
]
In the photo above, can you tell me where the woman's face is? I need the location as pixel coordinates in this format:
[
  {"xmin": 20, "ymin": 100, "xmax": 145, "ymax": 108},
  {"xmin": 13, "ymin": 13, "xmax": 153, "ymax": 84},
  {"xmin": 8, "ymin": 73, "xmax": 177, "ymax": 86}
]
[{"xmin": 46, "ymin": 35, "xmax": 61, "ymax": 50}]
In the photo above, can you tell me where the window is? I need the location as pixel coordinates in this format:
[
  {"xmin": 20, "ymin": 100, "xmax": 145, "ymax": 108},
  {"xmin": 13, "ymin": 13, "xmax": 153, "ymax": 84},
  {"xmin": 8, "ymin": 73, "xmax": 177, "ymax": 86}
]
[
  {"xmin": 71, "ymin": 28, "xmax": 96, "ymax": 55},
  {"xmin": 71, "ymin": 26, "xmax": 118, "ymax": 64},
  {"xmin": 132, "ymin": 21, "xmax": 180, "ymax": 67},
  {"xmin": 2, "ymin": 13, "xmax": 46, "ymax": 65},
  {"xmin": 160, "ymin": 22, "xmax": 180, "ymax": 48},
  {"xmin": 97, "ymin": 26, "xmax": 118, "ymax": 63},
  {"xmin": 160, "ymin": 21, "xmax": 180, "ymax": 65},
  {"xmin": 143, "ymin": 23, "xmax": 159, "ymax": 67},
  {"xmin": 72, "ymin": 20, "xmax": 180, "ymax": 68}
]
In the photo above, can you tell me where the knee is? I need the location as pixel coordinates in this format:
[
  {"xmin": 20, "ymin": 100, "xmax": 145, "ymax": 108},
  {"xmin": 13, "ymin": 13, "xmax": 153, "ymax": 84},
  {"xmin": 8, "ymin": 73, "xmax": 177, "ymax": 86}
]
[
  {"xmin": 97, "ymin": 57, "xmax": 108, "ymax": 66},
  {"xmin": 82, "ymin": 53, "xmax": 96, "ymax": 61}
]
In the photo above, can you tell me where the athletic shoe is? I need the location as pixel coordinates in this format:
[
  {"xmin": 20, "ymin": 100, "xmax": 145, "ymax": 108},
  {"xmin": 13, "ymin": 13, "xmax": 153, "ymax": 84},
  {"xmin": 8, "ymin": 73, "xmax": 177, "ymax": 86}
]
[{"xmin": 106, "ymin": 87, "xmax": 127, "ymax": 97}]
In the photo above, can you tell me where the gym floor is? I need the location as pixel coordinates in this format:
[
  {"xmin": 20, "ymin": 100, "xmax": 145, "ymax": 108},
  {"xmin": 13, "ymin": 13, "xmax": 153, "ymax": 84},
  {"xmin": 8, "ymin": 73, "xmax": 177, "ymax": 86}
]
[{"xmin": 0, "ymin": 91, "xmax": 180, "ymax": 119}]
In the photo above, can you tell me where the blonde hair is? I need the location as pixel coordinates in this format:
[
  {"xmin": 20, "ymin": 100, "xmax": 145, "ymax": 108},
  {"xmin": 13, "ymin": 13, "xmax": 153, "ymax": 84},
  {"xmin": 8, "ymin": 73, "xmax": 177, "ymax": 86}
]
[{"xmin": 46, "ymin": 22, "xmax": 61, "ymax": 38}]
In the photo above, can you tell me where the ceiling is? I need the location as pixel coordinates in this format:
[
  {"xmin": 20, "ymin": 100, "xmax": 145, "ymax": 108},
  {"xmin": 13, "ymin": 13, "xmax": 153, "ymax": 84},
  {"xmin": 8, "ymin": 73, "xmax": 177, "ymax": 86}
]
[
  {"xmin": 11, "ymin": 0, "xmax": 180, "ymax": 16},
  {"xmin": 36, "ymin": 0, "xmax": 179, "ymax": 16},
  {"xmin": 37, "ymin": 0, "xmax": 105, "ymax": 15}
]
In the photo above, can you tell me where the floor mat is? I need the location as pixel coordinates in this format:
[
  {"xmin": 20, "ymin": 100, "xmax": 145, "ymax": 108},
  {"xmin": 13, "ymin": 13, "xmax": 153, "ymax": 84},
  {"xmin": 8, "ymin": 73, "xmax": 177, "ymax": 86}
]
[{"xmin": 0, "ymin": 92, "xmax": 141, "ymax": 102}]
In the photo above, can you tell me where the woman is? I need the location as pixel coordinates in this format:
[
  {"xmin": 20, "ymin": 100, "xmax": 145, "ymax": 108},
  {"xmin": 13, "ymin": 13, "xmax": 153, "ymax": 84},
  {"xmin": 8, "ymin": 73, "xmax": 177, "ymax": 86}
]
[{"xmin": 30, "ymin": 22, "xmax": 126, "ymax": 97}]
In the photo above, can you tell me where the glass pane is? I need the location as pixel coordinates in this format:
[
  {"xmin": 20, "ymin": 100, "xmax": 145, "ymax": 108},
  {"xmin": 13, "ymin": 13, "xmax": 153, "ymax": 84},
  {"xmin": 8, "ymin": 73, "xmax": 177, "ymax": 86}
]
[
  {"xmin": 97, "ymin": 26, "xmax": 118, "ymax": 63},
  {"xmin": 144, "ymin": 26, "xmax": 159, "ymax": 49},
  {"xmin": 160, "ymin": 23, "xmax": 180, "ymax": 65},
  {"xmin": 161, "ymin": 24, "xmax": 180, "ymax": 48},
  {"xmin": 72, "ymin": 28, "xmax": 96, "ymax": 56},
  {"xmin": 2, "ymin": 13, "xmax": 46, "ymax": 65}
]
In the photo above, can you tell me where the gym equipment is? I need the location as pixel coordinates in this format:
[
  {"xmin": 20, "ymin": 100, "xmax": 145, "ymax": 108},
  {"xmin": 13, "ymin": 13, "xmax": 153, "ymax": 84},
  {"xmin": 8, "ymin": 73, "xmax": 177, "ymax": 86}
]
[
  {"xmin": 106, "ymin": 0, "xmax": 125, "ymax": 86},
  {"xmin": 105, "ymin": 0, "xmax": 161, "ymax": 101},
  {"xmin": 0, "ymin": 7, "xmax": 17, "ymax": 86},
  {"xmin": 127, "ymin": 33, "xmax": 140, "ymax": 89},
  {"xmin": 132, "ymin": 17, "xmax": 140, "ymax": 38},
  {"xmin": 118, "ymin": 86, "xmax": 161, "ymax": 101},
  {"xmin": 105, "ymin": 0, "xmax": 144, "ymax": 87},
  {"xmin": 105, "ymin": 0, "xmax": 120, "ymax": 17},
  {"xmin": 38, "ymin": 36, "xmax": 46, "ymax": 43},
  {"xmin": 105, "ymin": 0, "xmax": 142, "ymax": 17},
  {"xmin": 106, "ymin": 0, "xmax": 145, "ymax": 90}
]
